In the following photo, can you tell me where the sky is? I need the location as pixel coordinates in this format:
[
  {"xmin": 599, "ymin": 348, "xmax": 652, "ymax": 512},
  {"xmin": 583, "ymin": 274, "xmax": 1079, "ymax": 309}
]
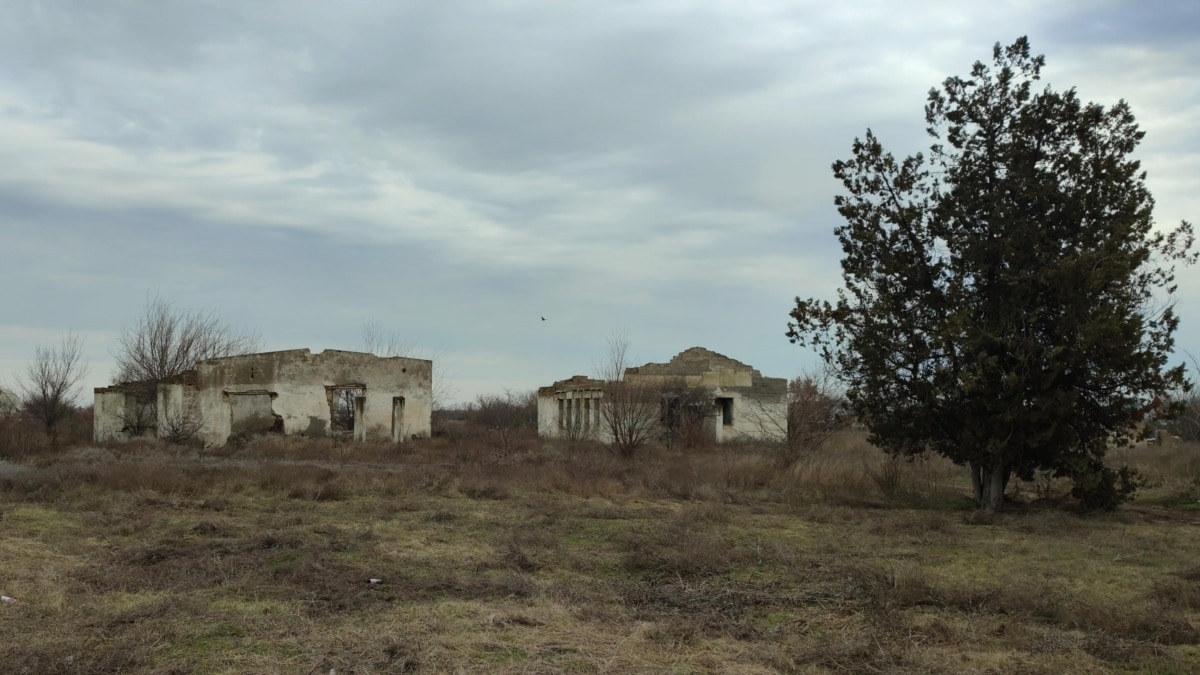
[{"xmin": 1, "ymin": 0, "xmax": 1198, "ymax": 407}]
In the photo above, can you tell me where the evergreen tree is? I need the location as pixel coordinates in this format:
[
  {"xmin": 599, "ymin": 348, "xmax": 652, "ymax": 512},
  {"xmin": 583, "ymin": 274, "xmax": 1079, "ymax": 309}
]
[{"xmin": 788, "ymin": 38, "xmax": 1195, "ymax": 510}]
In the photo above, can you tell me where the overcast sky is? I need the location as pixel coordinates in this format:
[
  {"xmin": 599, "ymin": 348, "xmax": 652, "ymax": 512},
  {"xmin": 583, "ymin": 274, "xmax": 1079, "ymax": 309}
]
[{"xmin": 1, "ymin": 0, "xmax": 1198, "ymax": 406}]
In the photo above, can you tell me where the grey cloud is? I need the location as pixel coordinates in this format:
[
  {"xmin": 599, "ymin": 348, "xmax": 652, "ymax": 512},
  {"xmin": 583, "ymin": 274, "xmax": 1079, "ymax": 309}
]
[
  {"xmin": 1045, "ymin": 1, "xmax": 1200, "ymax": 48},
  {"xmin": 1, "ymin": 1, "xmax": 1197, "ymax": 402}
]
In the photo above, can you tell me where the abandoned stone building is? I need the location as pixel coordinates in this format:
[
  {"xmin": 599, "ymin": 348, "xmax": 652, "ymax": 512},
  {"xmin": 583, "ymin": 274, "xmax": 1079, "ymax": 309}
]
[
  {"xmin": 0, "ymin": 385, "xmax": 20, "ymax": 418},
  {"xmin": 537, "ymin": 347, "xmax": 788, "ymax": 443},
  {"xmin": 94, "ymin": 349, "xmax": 432, "ymax": 447}
]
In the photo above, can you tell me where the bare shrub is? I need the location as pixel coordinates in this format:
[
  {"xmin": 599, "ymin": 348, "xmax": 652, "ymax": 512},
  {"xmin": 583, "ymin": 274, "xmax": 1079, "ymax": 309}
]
[
  {"xmin": 784, "ymin": 370, "xmax": 845, "ymax": 456},
  {"xmin": 864, "ymin": 453, "xmax": 905, "ymax": 497},
  {"xmin": 602, "ymin": 380, "xmax": 661, "ymax": 459},
  {"xmin": 59, "ymin": 404, "xmax": 94, "ymax": 447},
  {"xmin": 464, "ymin": 390, "xmax": 537, "ymax": 455},
  {"xmin": 0, "ymin": 413, "xmax": 43, "ymax": 459},
  {"xmin": 19, "ymin": 331, "xmax": 89, "ymax": 443},
  {"xmin": 158, "ymin": 394, "xmax": 204, "ymax": 445},
  {"xmin": 740, "ymin": 367, "xmax": 845, "ymax": 466},
  {"xmin": 597, "ymin": 333, "xmax": 660, "ymax": 458},
  {"xmin": 431, "ymin": 406, "xmax": 468, "ymax": 440}
]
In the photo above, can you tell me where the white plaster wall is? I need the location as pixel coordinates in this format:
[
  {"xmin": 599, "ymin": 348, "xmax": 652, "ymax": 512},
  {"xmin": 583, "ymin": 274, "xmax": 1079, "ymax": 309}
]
[
  {"xmin": 721, "ymin": 391, "xmax": 788, "ymax": 442},
  {"xmin": 537, "ymin": 395, "xmax": 560, "ymax": 438},
  {"xmin": 537, "ymin": 392, "xmax": 610, "ymax": 442},
  {"xmin": 537, "ymin": 383, "xmax": 788, "ymax": 445},
  {"xmin": 157, "ymin": 384, "xmax": 185, "ymax": 431},
  {"xmin": 0, "ymin": 386, "xmax": 20, "ymax": 418},
  {"xmin": 190, "ymin": 349, "xmax": 432, "ymax": 447},
  {"xmin": 93, "ymin": 390, "xmax": 127, "ymax": 442},
  {"xmin": 627, "ymin": 372, "xmax": 788, "ymax": 443}
]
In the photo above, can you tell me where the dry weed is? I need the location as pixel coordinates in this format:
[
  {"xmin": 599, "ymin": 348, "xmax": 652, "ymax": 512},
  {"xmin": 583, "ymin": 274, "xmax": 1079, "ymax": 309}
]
[{"xmin": 1, "ymin": 432, "xmax": 1199, "ymax": 672}]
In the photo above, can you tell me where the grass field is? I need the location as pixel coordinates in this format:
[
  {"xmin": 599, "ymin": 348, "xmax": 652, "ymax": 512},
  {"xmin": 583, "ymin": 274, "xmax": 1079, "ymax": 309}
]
[{"xmin": 2, "ymin": 431, "xmax": 1200, "ymax": 673}]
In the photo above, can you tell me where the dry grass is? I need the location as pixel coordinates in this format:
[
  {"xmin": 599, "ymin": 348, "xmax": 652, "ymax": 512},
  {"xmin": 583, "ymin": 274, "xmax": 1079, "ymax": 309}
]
[
  {"xmin": 1, "ymin": 432, "xmax": 1199, "ymax": 673},
  {"xmin": 1113, "ymin": 442, "xmax": 1200, "ymax": 507}
]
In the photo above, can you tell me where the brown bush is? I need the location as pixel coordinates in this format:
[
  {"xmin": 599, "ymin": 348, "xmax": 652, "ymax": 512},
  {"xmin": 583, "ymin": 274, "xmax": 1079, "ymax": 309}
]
[{"xmin": 0, "ymin": 414, "xmax": 47, "ymax": 460}]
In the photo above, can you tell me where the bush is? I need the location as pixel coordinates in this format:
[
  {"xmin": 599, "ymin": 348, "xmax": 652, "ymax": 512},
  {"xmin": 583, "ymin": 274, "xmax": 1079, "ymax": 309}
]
[
  {"xmin": 1070, "ymin": 460, "xmax": 1143, "ymax": 511},
  {"xmin": 0, "ymin": 414, "xmax": 43, "ymax": 459},
  {"xmin": 462, "ymin": 390, "xmax": 537, "ymax": 455}
]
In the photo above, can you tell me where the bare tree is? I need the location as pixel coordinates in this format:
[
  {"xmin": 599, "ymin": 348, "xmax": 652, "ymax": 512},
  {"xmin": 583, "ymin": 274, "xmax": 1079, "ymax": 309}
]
[
  {"xmin": 112, "ymin": 295, "xmax": 259, "ymax": 439},
  {"xmin": 20, "ymin": 331, "xmax": 89, "ymax": 441},
  {"xmin": 360, "ymin": 320, "xmax": 460, "ymax": 410},
  {"xmin": 115, "ymin": 295, "xmax": 260, "ymax": 385},
  {"xmin": 741, "ymin": 366, "xmax": 845, "ymax": 466},
  {"xmin": 596, "ymin": 333, "xmax": 660, "ymax": 459}
]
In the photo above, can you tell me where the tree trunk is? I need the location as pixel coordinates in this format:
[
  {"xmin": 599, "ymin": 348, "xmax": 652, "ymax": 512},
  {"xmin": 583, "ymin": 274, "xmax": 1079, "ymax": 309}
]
[
  {"xmin": 970, "ymin": 459, "xmax": 1007, "ymax": 511},
  {"xmin": 970, "ymin": 461, "xmax": 982, "ymax": 505}
]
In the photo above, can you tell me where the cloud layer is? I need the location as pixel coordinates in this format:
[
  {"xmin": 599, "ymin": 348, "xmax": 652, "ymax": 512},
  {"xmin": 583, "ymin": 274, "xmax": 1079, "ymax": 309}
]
[{"xmin": 1, "ymin": 1, "xmax": 1197, "ymax": 404}]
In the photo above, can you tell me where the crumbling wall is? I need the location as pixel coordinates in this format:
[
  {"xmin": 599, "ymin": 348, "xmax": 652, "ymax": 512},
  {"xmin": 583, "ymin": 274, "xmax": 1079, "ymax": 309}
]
[
  {"xmin": 190, "ymin": 349, "xmax": 432, "ymax": 446},
  {"xmin": 624, "ymin": 347, "xmax": 788, "ymax": 442},
  {"xmin": 537, "ymin": 375, "xmax": 607, "ymax": 441},
  {"xmin": 536, "ymin": 348, "xmax": 789, "ymax": 444},
  {"xmin": 626, "ymin": 347, "xmax": 784, "ymax": 400},
  {"xmin": 93, "ymin": 387, "xmax": 128, "ymax": 442},
  {"xmin": 95, "ymin": 348, "xmax": 433, "ymax": 447},
  {"xmin": 156, "ymin": 383, "xmax": 204, "ymax": 443},
  {"xmin": 93, "ymin": 385, "xmax": 157, "ymax": 442},
  {"xmin": 0, "ymin": 386, "xmax": 20, "ymax": 418}
]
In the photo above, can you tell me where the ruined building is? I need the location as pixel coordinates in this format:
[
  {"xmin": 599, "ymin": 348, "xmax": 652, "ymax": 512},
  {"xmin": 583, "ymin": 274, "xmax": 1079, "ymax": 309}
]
[
  {"xmin": 0, "ymin": 385, "xmax": 20, "ymax": 418},
  {"xmin": 95, "ymin": 349, "xmax": 432, "ymax": 446},
  {"xmin": 537, "ymin": 347, "xmax": 788, "ymax": 443}
]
